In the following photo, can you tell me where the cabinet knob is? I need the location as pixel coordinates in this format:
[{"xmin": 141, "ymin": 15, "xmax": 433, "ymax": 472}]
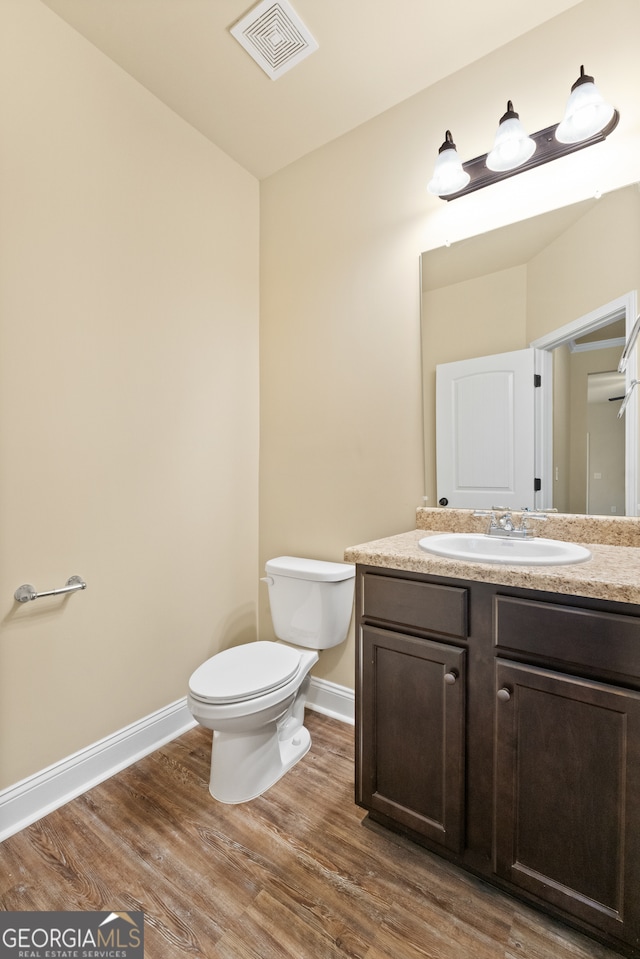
[
  {"xmin": 444, "ymin": 670, "xmax": 458, "ymax": 685},
  {"xmin": 497, "ymin": 687, "xmax": 512, "ymax": 703}
]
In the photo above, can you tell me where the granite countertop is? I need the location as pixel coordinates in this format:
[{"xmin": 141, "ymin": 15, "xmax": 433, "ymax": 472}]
[{"xmin": 344, "ymin": 508, "xmax": 640, "ymax": 605}]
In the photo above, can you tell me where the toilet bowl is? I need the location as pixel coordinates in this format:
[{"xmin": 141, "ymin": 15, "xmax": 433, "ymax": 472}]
[{"xmin": 187, "ymin": 556, "xmax": 355, "ymax": 803}]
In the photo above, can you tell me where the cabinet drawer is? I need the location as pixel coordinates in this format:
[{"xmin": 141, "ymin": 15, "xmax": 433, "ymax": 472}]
[
  {"xmin": 362, "ymin": 572, "xmax": 468, "ymax": 638},
  {"xmin": 494, "ymin": 595, "xmax": 640, "ymax": 680}
]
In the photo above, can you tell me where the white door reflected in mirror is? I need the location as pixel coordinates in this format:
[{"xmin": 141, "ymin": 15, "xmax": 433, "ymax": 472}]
[{"xmin": 436, "ymin": 349, "xmax": 546, "ymax": 511}]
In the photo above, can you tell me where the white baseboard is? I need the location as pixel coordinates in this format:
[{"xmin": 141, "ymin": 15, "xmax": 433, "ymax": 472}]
[
  {"xmin": 0, "ymin": 698, "xmax": 196, "ymax": 843},
  {"xmin": 0, "ymin": 679, "xmax": 353, "ymax": 844},
  {"xmin": 306, "ymin": 676, "xmax": 354, "ymax": 725}
]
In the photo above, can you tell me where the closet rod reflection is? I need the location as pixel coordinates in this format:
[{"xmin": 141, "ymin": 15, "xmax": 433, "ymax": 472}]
[{"xmin": 14, "ymin": 576, "xmax": 87, "ymax": 604}]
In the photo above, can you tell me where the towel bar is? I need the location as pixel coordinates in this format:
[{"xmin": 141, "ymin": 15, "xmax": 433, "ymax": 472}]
[{"xmin": 14, "ymin": 575, "xmax": 87, "ymax": 604}]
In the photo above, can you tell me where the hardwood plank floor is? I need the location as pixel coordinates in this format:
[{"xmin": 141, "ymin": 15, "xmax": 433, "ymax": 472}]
[{"xmin": 0, "ymin": 712, "xmax": 626, "ymax": 959}]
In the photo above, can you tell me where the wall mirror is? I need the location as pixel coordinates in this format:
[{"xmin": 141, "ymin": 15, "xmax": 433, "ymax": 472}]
[{"xmin": 421, "ymin": 182, "xmax": 640, "ymax": 516}]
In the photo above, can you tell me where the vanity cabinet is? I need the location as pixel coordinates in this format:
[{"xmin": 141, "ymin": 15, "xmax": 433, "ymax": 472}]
[
  {"xmin": 355, "ymin": 564, "xmax": 640, "ymax": 956},
  {"xmin": 360, "ymin": 625, "xmax": 466, "ymax": 851},
  {"xmin": 494, "ymin": 659, "xmax": 640, "ymax": 942},
  {"xmin": 355, "ymin": 571, "xmax": 492, "ymax": 859}
]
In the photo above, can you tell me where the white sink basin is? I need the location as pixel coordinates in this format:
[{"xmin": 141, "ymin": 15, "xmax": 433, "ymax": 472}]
[{"xmin": 418, "ymin": 533, "xmax": 591, "ymax": 566}]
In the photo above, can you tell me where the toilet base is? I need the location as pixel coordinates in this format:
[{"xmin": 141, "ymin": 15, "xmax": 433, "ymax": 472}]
[{"xmin": 209, "ymin": 722, "xmax": 312, "ymax": 804}]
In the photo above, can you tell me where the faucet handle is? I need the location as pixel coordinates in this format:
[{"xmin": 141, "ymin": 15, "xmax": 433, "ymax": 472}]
[
  {"xmin": 473, "ymin": 509, "xmax": 497, "ymax": 528},
  {"xmin": 519, "ymin": 511, "xmax": 547, "ymax": 532}
]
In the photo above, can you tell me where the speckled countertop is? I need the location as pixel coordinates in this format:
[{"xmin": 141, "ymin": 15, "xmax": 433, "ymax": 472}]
[{"xmin": 344, "ymin": 508, "xmax": 640, "ymax": 605}]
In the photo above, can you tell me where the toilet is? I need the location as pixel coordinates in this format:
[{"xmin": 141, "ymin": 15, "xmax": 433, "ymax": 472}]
[{"xmin": 187, "ymin": 556, "xmax": 355, "ymax": 803}]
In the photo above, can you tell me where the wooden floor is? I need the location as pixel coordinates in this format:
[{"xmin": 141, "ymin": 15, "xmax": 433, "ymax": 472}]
[{"xmin": 0, "ymin": 712, "xmax": 626, "ymax": 959}]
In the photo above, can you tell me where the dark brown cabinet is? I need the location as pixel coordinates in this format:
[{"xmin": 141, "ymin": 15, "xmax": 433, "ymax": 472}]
[
  {"xmin": 494, "ymin": 659, "xmax": 640, "ymax": 944},
  {"xmin": 359, "ymin": 625, "xmax": 466, "ymax": 851},
  {"xmin": 355, "ymin": 563, "xmax": 640, "ymax": 957}
]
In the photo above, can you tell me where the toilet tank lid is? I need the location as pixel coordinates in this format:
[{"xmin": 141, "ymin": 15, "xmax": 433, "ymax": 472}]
[{"xmin": 265, "ymin": 556, "xmax": 355, "ymax": 582}]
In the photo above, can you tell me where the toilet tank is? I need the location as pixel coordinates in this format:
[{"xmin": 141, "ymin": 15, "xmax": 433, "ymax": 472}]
[{"xmin": 264, "ymin": 556, "xmax": 355, "ymax": 649}]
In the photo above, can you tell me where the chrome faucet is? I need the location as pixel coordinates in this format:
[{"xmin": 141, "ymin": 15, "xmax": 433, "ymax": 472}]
[
  {"xmin": 499, "ymin": 511, "xmax": 516, "ymax": 532},
  {"xmin": 473, "ymin": 509, "xmax": 547, "ymax": 539}
]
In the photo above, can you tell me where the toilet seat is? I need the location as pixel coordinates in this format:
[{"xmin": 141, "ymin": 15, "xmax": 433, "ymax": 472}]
[{"xmin": 188, "ymin": 641, "xmax": 302, "ymax": 705}]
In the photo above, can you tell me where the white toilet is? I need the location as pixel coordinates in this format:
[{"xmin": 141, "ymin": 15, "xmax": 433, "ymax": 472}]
[{"xmin": 187, "ymin": 556, "xmax": 355, "ymax": 803}]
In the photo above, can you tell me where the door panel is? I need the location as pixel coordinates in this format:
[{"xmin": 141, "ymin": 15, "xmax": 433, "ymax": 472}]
[
  {"xmin": 436, "ymin": 349, "xmax": 543, "ymax": 509},
  {"xmin": 360, "ymin": 626, "xmax": 466, "ymax": 852},
  {"xmin": 494, "ymin": 659, "xmax": 640, "ymax": 940}
]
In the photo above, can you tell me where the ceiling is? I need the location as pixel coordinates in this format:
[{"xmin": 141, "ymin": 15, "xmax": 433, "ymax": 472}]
[{"xmin": 39, "ymin": 0, "xmax": 583, "ymax": 180}]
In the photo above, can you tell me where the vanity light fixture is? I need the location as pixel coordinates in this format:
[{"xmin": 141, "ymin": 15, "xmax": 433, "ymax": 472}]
[
  {"xmin": 556, "ymin": 66, "xmax": 617, "ymax": 143},
  {"xmin": 486, "ymin": 101, "xmax": 536, "ymax": 172},
  {"xmin": 428, "ymin": 66, "xmax": 619, "ymax": 200},
  {"xmin": 426, "ymin": 131, "xmax": 470, "ymax": 197}
]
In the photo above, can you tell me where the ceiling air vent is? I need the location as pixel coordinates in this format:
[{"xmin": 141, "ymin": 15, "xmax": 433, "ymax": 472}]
[{"xmin": 230, "ymin": 0, "xmax": 319, "ymax": 80}]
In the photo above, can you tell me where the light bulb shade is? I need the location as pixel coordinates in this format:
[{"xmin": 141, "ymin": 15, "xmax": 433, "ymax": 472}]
[
  {"xmin": 556, "ymin": 66, "xmax": 616, "ymax": 144},
  {"xmin": 427, "ymin": 131, "xmax": 470, "ymax": 197},
  {"xmin": 486, "ymin": 101, "xmax": 536, "ymax": 172}
]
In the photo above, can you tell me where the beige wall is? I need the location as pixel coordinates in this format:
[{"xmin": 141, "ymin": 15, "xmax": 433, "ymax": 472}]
[
  {"xmin": 585, "ymin": 372, "xmax": 626, "ymax": 516},
  {"xmin": 529, "ymin": 189, "xmax": 640, "ymax": 511},
  {"xmin": 0, "ymin": 1, "xmax": 259, "ymax": 789},
  {"xmin": 259, "ymin": 114, "xmax": 426, "ymax": 685},
  {"xmin": 260, "ymin": 0, "xmax": 640, "ymax": 689},
  {"xmin": 527, "ymin": 186, "xmax": 640, "ymax": 343},
  {"xmin": 2, "ymin": 0, "xmax": 640, "ymax": 793},
  {"xmin": 569, "ymin": 348, "xmax": 625, "ymax": 513}
]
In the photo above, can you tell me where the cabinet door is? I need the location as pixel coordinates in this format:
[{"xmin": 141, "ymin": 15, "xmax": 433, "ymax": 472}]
[
  {"xmin": 359, "ymin": 625, "xmax": 466, "ymax": 852},
  {"xmin": 494, "ymin": 660, "xmax": 640, "ymax": 943}
]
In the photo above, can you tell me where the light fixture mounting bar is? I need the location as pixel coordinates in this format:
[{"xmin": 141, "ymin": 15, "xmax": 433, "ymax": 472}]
[{"xmin": 442, "ymin": 110, "xmax": 619, "ymax": 201}]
